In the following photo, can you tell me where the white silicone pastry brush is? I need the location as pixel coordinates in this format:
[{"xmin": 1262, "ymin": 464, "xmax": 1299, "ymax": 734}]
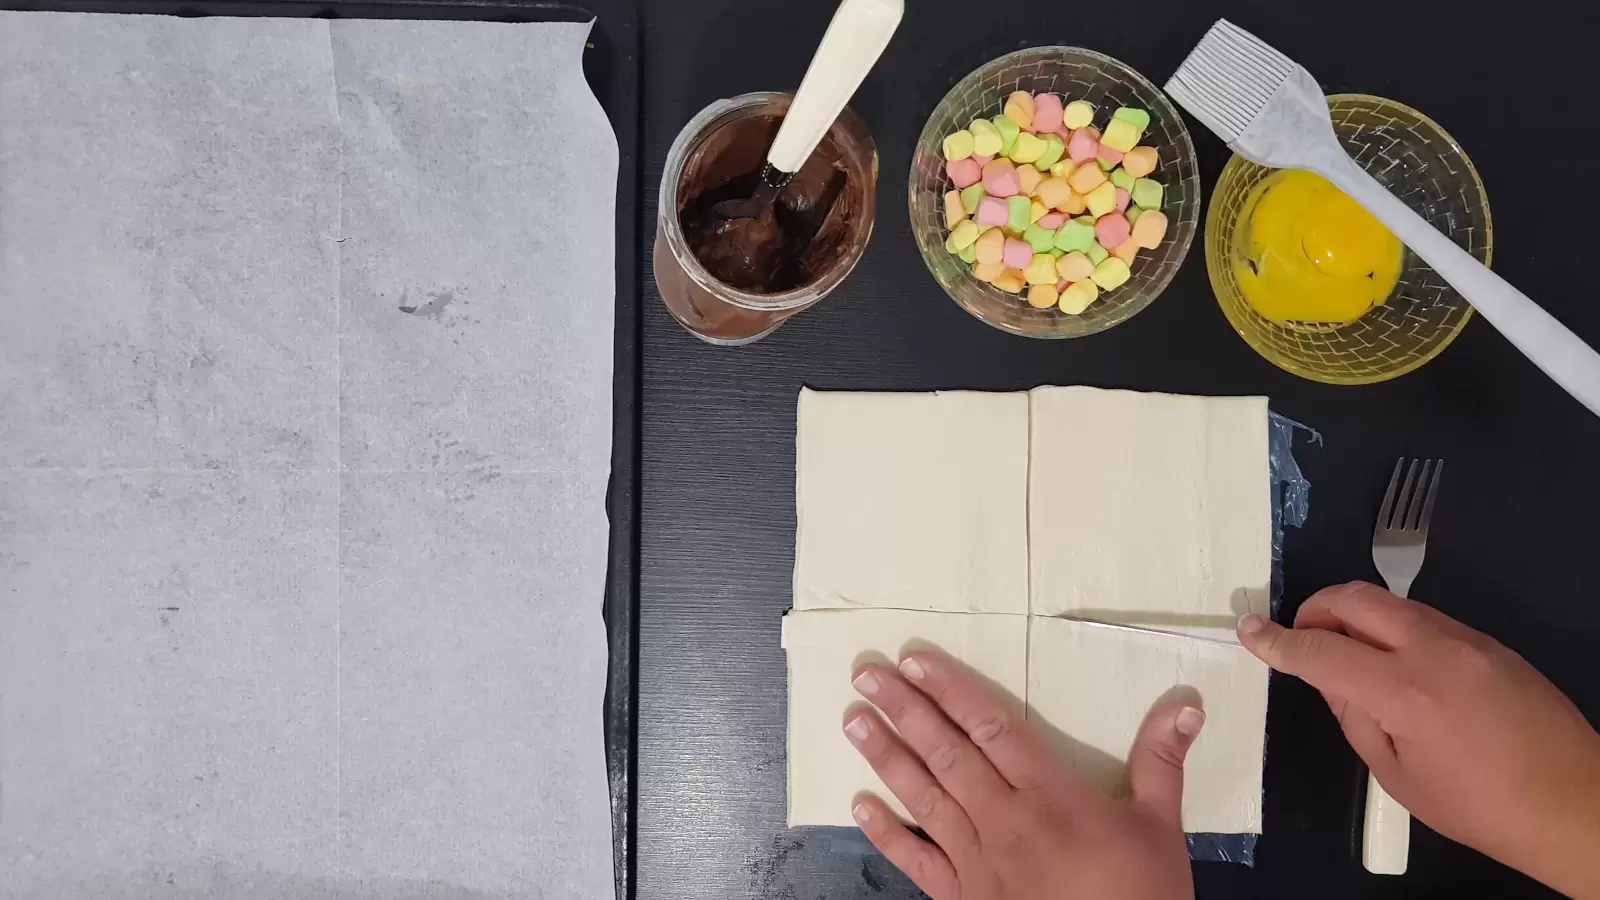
[
  {"xmin": 1167, "ymin": 20, "xmax": 1600, "ymax": 418},
  {"xmin": 711, "ymin": 0, "xmax": 903, "ymax": 219}
]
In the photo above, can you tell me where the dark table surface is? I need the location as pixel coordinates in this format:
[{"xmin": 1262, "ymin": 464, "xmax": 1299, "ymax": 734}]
[{"xmin": 633, "ymin": 2, "xmax": 1600, "ymax": 898}]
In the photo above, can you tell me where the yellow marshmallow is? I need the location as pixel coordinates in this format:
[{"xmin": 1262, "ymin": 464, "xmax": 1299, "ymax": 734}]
[
  {"xmin": 1010, "ymin": 132, "xmax": 1047, "ymax": 164},
  {"xmin": 1090, "ymin": 257, "xmax": 1131, "ymax": 289},
  {"xmin": 1085, "ymin": 182, "xmax": 1118, "ymax": 218},
  {"xmin": 1058, "ymin": 279, "xmax": 1098, "ymax": 314},
  {"xmin": 1062, "ymin": 100, "xmax": 1095, "ymax": 130},
  {"xmin": 1025, "ymin": 253, "xmax": 1059, "ymax": 286}
]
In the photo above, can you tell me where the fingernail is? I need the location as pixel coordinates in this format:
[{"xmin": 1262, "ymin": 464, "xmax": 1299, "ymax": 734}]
[
  {"xmin": 852, "ymin": 671, "xmax": 880, "ymax": 696},
  {"xmin": 898, "ymin": 657, "xmax": 926, "ymax": 680},
  {"xmin": 1175, "ymin": 706, "xmax": 1206, "ymax": 738},
  {"xmin": 844, "ymin": 716, "xmax": 871, "ymax": 743},
  {"xmin": 852, "ymin": 802, "xmax": 872, "ymax": 825},
  {"xmin": 1238, "ymin": 614, "xmax": 1266, "ymax": 635}
]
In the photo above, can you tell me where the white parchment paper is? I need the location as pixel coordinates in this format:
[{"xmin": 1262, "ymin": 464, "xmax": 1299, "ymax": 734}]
[{"xmin": 0, "ymin": 12, "xmax": 617, "ymax": 899}]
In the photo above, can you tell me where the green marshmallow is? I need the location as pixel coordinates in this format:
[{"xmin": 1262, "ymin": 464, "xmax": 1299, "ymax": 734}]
[
  {"xmin": 960, "ymin": 184, "xmax": 986, "ymax": 215},
  {"xmin": 993, "ymin": 116, "xmax": 1021, "ymax": 157},
  {"xmin": 1052, "ymin": 220, "xmax": 1097, "ymax": 253},
  {"xmin": 1132, "ymin": 178, "xmax": 1163, "ymax": 210},
  {"xmin": 1085, "ymin": 242, "xmax": 1109, "ymax": 265},
  {"xmin": 1034, "ymin": 136, "xmax": 1066, "ymax": 170},
  {"xmin": 1024, "ymin": 223, "xmax": 1057, "ymax": 253},
  {"xmin": 1098, "ymin": 156, "xmax": 1117, "ymax": 171},
  {"xmin": 1006, "ymin": 195, "xmax": 1032, "ymax": 232},
  {"xmin": 1111, "ymin": 168, "xmax": 1135, "ymax": 192},
  {"xmin": 958, "ymin": 242, "xmax": 977, "ymax": 264},
  {"xmin": 1048, "ymin": 247, "xmax": 1065, "ymax": 259},
  {"xmin": 1126, "ymin": 206, "xmax": 1145, "ymax": 225},
  {"xmin": 1113, "ymin": 107, "xmax": 1151, "ymax": 130}
]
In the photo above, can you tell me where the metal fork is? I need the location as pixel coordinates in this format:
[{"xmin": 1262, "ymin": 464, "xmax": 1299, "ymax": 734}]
[
  {"xmin": 1363, "ymin": 458, "xmax": 1443, "ymax": 876},
  {"xmin": 1372, "ymin": 459, "xmax": 1443, "ymax": 601}
]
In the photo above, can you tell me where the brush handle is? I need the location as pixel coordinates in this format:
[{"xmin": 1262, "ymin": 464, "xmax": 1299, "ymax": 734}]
[
  {"xmin": 1313, "ymin": 148, "xmax": 1600, "ymax": 417},
  {"xmin": 1362, "ymin": 773, "xmax": 1410, "ymax": 875},
  {"xmin": 766, "ymin": 0, "xmax": 902, "ymax": 174}
]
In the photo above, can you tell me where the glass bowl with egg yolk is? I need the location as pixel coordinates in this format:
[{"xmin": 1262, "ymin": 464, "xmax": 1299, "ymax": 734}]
[{"xmin": 1206, "ymin": 94, "xmax": 1491, "ymax": 385}]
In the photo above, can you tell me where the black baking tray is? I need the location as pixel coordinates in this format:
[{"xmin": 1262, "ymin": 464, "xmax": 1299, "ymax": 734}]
[{"xmin": 1, "ymin": 1, "xmax": 642, "ymax": 898}]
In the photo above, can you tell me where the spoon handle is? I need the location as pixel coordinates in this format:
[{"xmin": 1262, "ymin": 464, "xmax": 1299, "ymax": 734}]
[{"xmin": 766, "ymin": 0, "xmax": 902, "ymax": 175}]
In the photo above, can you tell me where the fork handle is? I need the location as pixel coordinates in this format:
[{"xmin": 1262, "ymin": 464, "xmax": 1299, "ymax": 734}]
[
  {"xmin": 1362, "ymin": 774, "xmax": 1410, "ymax": 874},
  {"xmin": 1311, "ymin": 147, "xmax": 1600, "ymax": 418}
]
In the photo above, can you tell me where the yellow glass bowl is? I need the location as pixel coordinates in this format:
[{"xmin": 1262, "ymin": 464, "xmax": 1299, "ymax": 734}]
[{"xmin": 1206, "ymin": 95, "xmax": 1492, "ymax": 384}]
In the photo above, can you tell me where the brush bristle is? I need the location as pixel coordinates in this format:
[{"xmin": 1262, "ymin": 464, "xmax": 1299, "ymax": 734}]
[{"xmin": 1165, "ymin": 20, "xmax": 1295, "ymax": 142}]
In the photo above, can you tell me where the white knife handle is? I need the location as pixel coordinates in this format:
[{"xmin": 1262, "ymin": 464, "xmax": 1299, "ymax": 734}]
[
  {"xmin": 1312, "ymin": 148, "xmax": 1600, "ymax": 418},
  {"xmin": 1362, "ymin": 772, "xmax": 1410, "ymax": 875},
  {"xmin": 766, "ymin": 0, "xmax": 903, "ymax": 175}
]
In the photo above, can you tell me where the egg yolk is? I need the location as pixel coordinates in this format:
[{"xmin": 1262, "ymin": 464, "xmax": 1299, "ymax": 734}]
[{"xmin": 1233, "ymin": 170, "xmax": 1403, "ymax": 324}]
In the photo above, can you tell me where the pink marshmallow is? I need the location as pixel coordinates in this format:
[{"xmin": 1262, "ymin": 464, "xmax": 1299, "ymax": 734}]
[
  {"xmin": 1056, "ymin": 278, "xmax": 1071, "ymax": 293},
  {"xmin": 971, "ymin": 153, "xmax": 994, "ymax": 167},
  {"xmin": 1036, "ymin": 211, "xmax": 1067, "ymax": 230},
  {"xmin": 1095, "ymin": 213, "xmax": 1131, "ymax": 250},
  {"xmin": 1054, "ymin": 127, "xmax": 1073, "ymax": 144},
  {"xmin": 975, "ymin": 196, "xmax": 1010, "ymax": 227},
  {"xmin": 1114, "ymin": 188, "xmax": 1130, "ymax": 214},
  {"xmin": 1032, "ymin": 94, "xmax": 1064, "ymax": 135},
  {"xmin": 947, "ymin": 157, "xmax": 981, "ymax": 189},
  {"xmin": 981, "ymin": 159, "xmax": 1021, "ymax": 198},
  {"xmin": 1002, "ymin": 238, "xmax": 1034, "ymax": 270},
  {"xmin": 1067, "ymin": 128, "xmax": 1099, "ymax": 164},
  {"xmin": 1097, "ymin": 146, "xmax": 1124, "ymax": 166}
]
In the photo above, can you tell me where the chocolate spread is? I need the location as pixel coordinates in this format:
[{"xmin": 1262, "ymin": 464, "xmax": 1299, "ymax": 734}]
[{"xmin": 677, "ymin": 114, "xmax": 858, "ymax": 294}]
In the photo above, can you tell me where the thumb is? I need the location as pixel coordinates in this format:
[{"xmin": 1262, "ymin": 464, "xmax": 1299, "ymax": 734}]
[
  {"xmin": 1127, "ymin": 700, "xmax": 1206, "ymax": 829},
  {"xmin": 1237, "ymin": 614, "xmax": 1406, "ymax": 723}
]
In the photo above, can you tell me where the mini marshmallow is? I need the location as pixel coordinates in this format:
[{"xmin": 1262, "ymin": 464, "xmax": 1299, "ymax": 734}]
[
  {"xmin": 1085, "ymin": 242, "xmax": 1109, "ymax": 265},
  {"xmin": 1062, "ymin": 100, "xmax": 1095, "ymax": 130},
  {"xmin": 1003, "ymin": 91, "xmax": 1035, "ymax": 131},
  {"xmin": 960, "ymin": 184, "xmax": 986, "ymax": 214},
  {"xmin": 1029, "ymin": 199, "xmax": 1049, "ymax": 224},
  {"xmin": 1024, "ymin": 223, "xmax": 1057, "ymax": 253},
  {"xmin": 1010, "ymin": 132, "xmax": 1047, "ymax": 164},
  {"xmin": 1048, "ymin": 159, "xmax": 1075, "ymax": 179},
  {"xmin": 946, "ymin": 219, "xmax": 979, "ymax": 253},
  {"xmin": 975, "ymin": 195, "xmax": 1009, "ymax": 227},
  {"xmin": 1097, "ymin": 145, "xmax": 1124, "ymax": 167},
  {"xmin": 1090, "ymin": 256, "xmax": 1132, "ymax": 289},
  {"xmin": 1131, "ymin": 209, "xmax": 1169, "ymax": 249},
  {"xmin": 959, "ymin": 242, "xmax": 978, "ymax": 264},
  {"xmin": 1032, "ymin": 93, "xmax": 1065, "ymax": 135},
  {"xmin": 1095, "ymin": 212, "xmax": 1131, "ymax": 249},
  {"xmin": 1113, "ymin": 237, "xmax": 1140, "ymax": 264},
  {"xmin": 992, "ymin": 115, "xmax": 1020, "ymax": 156},
  {"xmin": 1101, "ymin": 118, "xmax": 1141, "ymax": 153},
  {"xmin": 1059, "ymin": 189, "xmax": 1087, "ymax": 215},
  {"xmin": 1067, "ymin": 163, "xmax": 1107, "ymax": 194},
  {"xmin": 1028, "ymin": 284, "xmax": 1059, "ymax": 309},
  {"xmin": 1067, "ymin": 128, "xmax": 1100, "ymax": 164},
  {"xmin": 1003, "ymin": 236, "xmax": 1034, "ymax": 270},
  {"xmin": 1016, "ymin": 164, "xmax": 1044, "ymax": 197},
  {"xmin": 1131, "ymin": 177, "xmax": 1163, "ymax": 210},
  {"xmin": 982, "ymin": 159, "xmax": 1021, "ymax": 197},
  {"xmin": 945, "ymin": 190, "xmax": 966, "ymax": 228},
  {"xmin": 943, "ymin": 130, "xmax": 975, "ymax": 161},
  {"xmin": 971, "ymin": 153, "xmax": 995, "ymax": 168},
  {"xmin": 1058, "ymin": 279, "xmax": 1098, "ymax": 314},
  {"xmin": 947, "ymin": 157, "xmax": 981, "ymax": 189},
  {"xmin": 1036, "ymin": 211, "xmax": 1067, "ymax": 230},
  {"xmin": 993, "ymin": 268, "xmax": 1027, "ymax": 293},
  {"xmin": 1052, "ymin": 219, "xmax": 1098, "ymax": 254},
  {"xmin": 1085, "ymin": 181, "xmax": 1118, "ymax": 218},
  {"xmin": 1121, "ymin": 146, "xmax": 1159, "ymax": 178},
  {"xmin": 1035, "ymin": 136, "xmax": 1066, "ymax": 171},
  {"xmin": 1025, "ymin": 253, "xmax": 1059, "ymax": 286},
  {"xmin": 1035, "ymin": 176, "xmax": 1072, "ymax": 211},
  {"xmin": 1110, "ymin": 168, "xmax": 1135, "ymax": 192},
  {"xmin": 1055, "ymin": 250, "xmax": 1095, "ymax": 282},
  {"xmin": 975, "ymin": 227, "xmax": 1006, "ymax": 265},
  {"xmin": 1126, "ymin": 205, "xmax": 1144, "ymax": 225},
  {"xmin": 1112, "ymin": 107, "xmax": 1151, "ymax": 130},
  {"xmin": 1114, "ymin": 187, "xmax": 1130, "ymax": 214},
  {"xmin": 973, "ymin": 260, "xmax": 1005, "ymax": 282},
  {"xmin": 1006, "ymin": 195, "xmax": 1033, "ymax": 232}
]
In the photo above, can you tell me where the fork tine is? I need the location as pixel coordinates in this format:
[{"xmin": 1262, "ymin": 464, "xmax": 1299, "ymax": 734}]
[
  {"xmin": 1376, "ymin": 458, "xmax": 1404, "ymax": 534},
  {"xmin": 1413, "ymin": 459, "xmax": 1443, "ymax": 535},
  {"xmin": 1393, "ymin": 458, "xmax": 1423, "ymax": 531},
  {"xmin": 1402, "ymin": 459, "xmax": 1432, "ymax": 530}
]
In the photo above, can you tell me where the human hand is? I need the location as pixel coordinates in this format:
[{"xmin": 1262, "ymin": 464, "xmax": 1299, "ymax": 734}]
[
  {"xmin": 1239, "ymin": 581, "xmax": 1600, "ymax": 899},
  {"xmin": 843, "ymin": 649, "xmax": 1200, "ymax": 900}
]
